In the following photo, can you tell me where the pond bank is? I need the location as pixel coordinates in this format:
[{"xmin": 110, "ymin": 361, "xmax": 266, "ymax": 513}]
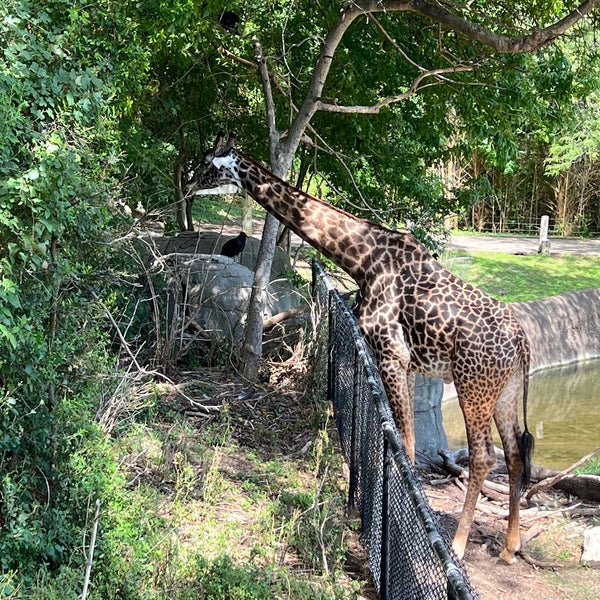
[{"xmin": 512, "ymin": 287, "xmax": 600, "ymax": 372}]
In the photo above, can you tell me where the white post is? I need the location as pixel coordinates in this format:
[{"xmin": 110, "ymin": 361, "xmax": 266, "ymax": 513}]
[{"xmin": 538, "ymin": 215, "xmax": 551, "ymax": 254}]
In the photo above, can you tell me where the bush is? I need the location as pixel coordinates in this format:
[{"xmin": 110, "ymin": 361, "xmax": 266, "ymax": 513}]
[{"xmin": 0, "ymin": 0, "xmax": 142, "ymax": 588}]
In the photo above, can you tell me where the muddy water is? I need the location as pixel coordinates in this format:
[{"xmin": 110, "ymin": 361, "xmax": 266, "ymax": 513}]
[{"xmin": 441, "ymin": 360, "xmax": 600, "ymax": 469}]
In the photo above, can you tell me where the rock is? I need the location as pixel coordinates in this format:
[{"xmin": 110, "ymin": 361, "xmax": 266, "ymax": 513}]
[
  {"xmin": 137, "ymin": 232, "xmax": 306, "ymax": 341},
  {"xmin": 163, "ymin": 253, "xmax": 303, "ymax": 341},
  {"xmin": 152, "ymin": 231, "xmax": 293, "ymax": 281},
  {"xmin": 581, "ymin": 526, "xmax": 600, "ymax": 567},
  {"xmin": 414, "ymin": 374, "xmax": 447, "ymax": 466}
]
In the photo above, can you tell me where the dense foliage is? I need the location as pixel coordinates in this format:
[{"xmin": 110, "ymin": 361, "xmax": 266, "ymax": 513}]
[{"xmin": 0, "ymin": 0, "xmax": 144, "ymax": 590}]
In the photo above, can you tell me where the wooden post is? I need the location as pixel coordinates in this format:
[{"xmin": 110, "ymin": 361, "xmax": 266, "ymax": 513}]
[
  {"xmin": 538, "ymin": 215, "xmax": 551, "ymax": 255},
  {"xmin": 241, "ymin": 191, "xmax": 254, "ymax": 236}
]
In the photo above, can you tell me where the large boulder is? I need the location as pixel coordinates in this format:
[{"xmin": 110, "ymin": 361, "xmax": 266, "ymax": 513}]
[
  {"xmin": 148, "ymin": 233, "xmax": 305, "ymax": 341},
  {"xmin": 154, "ymin": 231, "xmax": 293, "ymax": 281}
]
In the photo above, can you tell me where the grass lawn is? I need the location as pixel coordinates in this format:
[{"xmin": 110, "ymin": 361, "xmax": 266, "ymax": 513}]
[
  {"xmin": 192, "ymin": 195, "xmax": 266, "ymax": 224},
  {"xmin": 440, "ymin": 250, "xmax": 600, "ymax": 303}
]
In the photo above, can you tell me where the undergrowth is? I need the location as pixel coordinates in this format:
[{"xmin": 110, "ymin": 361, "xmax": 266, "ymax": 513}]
[{"xmin": 5, "ymin": 356, "xmax": 366, "ymax": 599}]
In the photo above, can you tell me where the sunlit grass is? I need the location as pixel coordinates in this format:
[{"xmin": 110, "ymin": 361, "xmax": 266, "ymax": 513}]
[
  {"xmin": 440, "ymin": 251, "xmax": 600, "ymax": 302},
  {"xmin": 191, "ymin": 194, "xmax": 265, "ymax": 225}
]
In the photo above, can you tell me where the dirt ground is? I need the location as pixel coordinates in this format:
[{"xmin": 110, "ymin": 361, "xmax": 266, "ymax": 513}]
[{"xmin": 423, "ymin": 472, "xmax": 600, "ymax": 600}]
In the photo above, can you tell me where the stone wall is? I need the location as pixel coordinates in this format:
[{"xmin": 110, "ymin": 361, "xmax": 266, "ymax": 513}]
[{"xmin": 512, "ymin": 287, "xmax": 600, "ymax": 372}]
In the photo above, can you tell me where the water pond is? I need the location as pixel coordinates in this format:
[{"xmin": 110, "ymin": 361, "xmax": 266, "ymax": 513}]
[{"xmin": 442, "ymin": 360, "xmax": 600, "ymax": 470}]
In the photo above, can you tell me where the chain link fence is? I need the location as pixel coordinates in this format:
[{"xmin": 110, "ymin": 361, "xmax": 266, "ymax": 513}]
[{"xmin": 312, "ymin": 260, "xmax": 479, "ymax": 600}]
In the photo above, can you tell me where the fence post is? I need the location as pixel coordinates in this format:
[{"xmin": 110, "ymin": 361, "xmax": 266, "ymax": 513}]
[
  {"xmin": 348, "ymin": 345, "xmax": 360, "ymax": 511},
  {"xmin": 327, "ymin": 289, "xmax": 335, "ymax": 410},
  {"xmin": 380, "ymin": 437, "xmax": 391, "ymax": 600},
  {"xmin": 538, "ymin": 215, "xmax": 551, "ymax": 254}
]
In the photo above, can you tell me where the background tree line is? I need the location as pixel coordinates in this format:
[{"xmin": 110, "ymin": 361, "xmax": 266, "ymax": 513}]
[{"xmin": 1, "ymin": 0, "xmax": 599, "ymax": 594}]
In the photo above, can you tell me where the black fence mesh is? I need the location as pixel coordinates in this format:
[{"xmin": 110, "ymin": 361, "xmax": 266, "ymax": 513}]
[{"xmin": 312, "ymin": 260, "xmax": 479, "ymax": 600}]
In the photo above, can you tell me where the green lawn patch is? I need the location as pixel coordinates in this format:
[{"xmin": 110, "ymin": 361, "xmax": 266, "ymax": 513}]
[
  {"xmin": 441, "ymin": 251, "xmax": 600, "ymax": 303},
  {"xmin": 192, "ymin": 195, "xmax": 266, "ymax": 224}
]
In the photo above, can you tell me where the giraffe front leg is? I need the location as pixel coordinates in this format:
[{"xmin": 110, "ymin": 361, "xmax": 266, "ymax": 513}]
[
  {"xmin": 358, "ymin": 310, "xmax": 414, "ymax": 459},
  {"xmin": 378, "ymin": 359, "xmax": 415, "ymax": 460}
]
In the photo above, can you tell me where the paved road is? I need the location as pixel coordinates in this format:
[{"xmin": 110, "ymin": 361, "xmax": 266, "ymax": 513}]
[
  {"xmin": 448, "ymin": 234, "xmax": 600, "ymax": 256},
  {"xmin": 203, "ymin": 218, "xmax": 600, "ymax": 257}
]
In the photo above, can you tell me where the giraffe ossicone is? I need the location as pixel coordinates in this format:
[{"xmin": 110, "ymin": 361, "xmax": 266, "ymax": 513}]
[{"xmin": 186, "ymin": 132, "xmax": 535, "ymax": 564}]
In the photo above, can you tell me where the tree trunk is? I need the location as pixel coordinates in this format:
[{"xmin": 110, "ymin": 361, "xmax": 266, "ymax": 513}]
[
  {"xmin": 239, "ymin": 212, "xmax": 280, "ymax": 379},
  {"xmin": 241, "ymin": 192, "xmax": 254, "ymax": 236},
  {"xmin": 174, "ymin": 162, "xmax": 187, "ymax": 232}
]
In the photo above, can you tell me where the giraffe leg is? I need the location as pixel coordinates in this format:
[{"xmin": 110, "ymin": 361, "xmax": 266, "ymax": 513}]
[
  {"xmin": 378, "ymin": 356, "xmax": 414, "ymax": 460},
  {"xmin": 494, "ymin": 374, "xmax": 526, "ymax": 564},
  {"xmin": 360, "ymin": 312, "xmax": 414, "ymax": 461},
  {"xmin": 452, "ymin": 390, "xmax": 497, "ymax": 560}
]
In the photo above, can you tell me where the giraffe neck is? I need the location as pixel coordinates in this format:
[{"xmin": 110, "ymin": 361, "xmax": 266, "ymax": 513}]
[{"xmin": 234, "ymin": 154, "xmax": 379, "ymax": 282}]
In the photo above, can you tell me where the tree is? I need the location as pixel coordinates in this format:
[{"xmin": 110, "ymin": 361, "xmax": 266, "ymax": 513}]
[
  {"xmin": 221, "ymin": 0, "xmax": 600, "ymax": 380},
  {"xmin": 121, "ymin": 2, "xmax": 599, "ymax": 378}
]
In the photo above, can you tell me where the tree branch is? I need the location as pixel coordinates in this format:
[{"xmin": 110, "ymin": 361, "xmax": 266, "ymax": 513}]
[
  {"xmin": 221, "ymin": 47, "xmax": 257, "ymax": 71},
  {"xmin": 316, "ymin": 64, "xmax": 475, "ymax": 114},
  {"xmin": 409, "ymin": 0, "xmax": 599, "ymax": 53},
  {"xmin": 253, "ymin": 36, "xmax": 279, "ymax": 155},
  {"xmin": 282, "ymin": 0, "xmax": 599, "ymax": 155}
]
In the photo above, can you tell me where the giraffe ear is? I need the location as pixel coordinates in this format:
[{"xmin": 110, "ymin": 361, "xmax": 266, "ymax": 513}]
[
  {"xmin": 212, "ymin": 130, "xmax": 227, "ymax": 153},
  {"xmin": 226, "ymin": 131, "xmax": 237, "ymax": 149}
]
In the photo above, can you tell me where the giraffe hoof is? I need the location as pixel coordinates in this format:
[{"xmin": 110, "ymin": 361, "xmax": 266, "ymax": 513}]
[
  {"xmin": 498, "ymin": 548, "xmax": 517, "ymax": 565},
  {"xmin": 451, "ymin": 540, "xmax": 466, "ymax": 561}
]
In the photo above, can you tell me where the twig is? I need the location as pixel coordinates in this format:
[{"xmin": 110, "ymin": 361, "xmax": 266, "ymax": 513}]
[
  {"xmin": 89, "ymin": 289, "xmax": 141, "ymax": 371},
  {"xmin": 521, "ymin": 522, "xmax": 546, "ymax": 546},
  {"xmin": 518, "ymin": 550, "xmax": 567, "ymax": 570},
  {"xmin": 81, "ymin": 499, "xmax": 101, "ymax": 600},
  {"xmin": 523, "ymin": 502, "xmax": 581, "ymax": 524},
  {"xmin": 526, "ymin": 447, "xmax": 600, "ymax": 500}
]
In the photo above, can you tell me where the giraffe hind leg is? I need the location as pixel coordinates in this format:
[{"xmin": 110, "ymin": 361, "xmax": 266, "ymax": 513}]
[
  {"xmin": 494, "ymin": 375, "xmax": 533, "ymax": 564},
  {"xmin": 451, "ymin": 390, "xmax": 497, "ymax": 560}
]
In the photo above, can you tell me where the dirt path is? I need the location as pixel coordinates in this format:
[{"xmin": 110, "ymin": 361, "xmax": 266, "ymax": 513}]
[
  {"xmin": 448, "ymin": 234, "xmax": 600, "ymax": 256},
  {"xmin": 425, "ymin": 474, "xmax": 600, "ymax": 600}
]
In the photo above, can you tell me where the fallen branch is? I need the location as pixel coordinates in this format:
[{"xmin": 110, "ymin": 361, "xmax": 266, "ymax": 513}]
[
  {"xmin": 518, "ymin": 550, "xmax": 567, "ymax": 570},
  {"xmin": 522, "ymin": 502, "xmax": 583, "ymax": 524},
  {"xmin": 263, "ymin": 305, "xmax": 310, "ymax": 331},
  {"xmin": 526, "ymin": 447, "xmax": 600, "ymax": 500},
  {"xmin": 552, "ymin": 474, "xmax": 600, "ymax": 502},
  {"xmin": 439, "ymin": 448, "xmax": 510, "ymax": 502}
]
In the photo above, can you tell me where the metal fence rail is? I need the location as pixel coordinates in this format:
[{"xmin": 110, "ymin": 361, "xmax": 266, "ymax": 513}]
[{"xmin": 312, "ymin": 260, "xmax": 479, "ymax": 600}]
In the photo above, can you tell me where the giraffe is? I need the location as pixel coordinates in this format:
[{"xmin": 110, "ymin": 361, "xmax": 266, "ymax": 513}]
[{"xmin": 185, "ymin": 132, "xmax": 534, "ymax": 564}]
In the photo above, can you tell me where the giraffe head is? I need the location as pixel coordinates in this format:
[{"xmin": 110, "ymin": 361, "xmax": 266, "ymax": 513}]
[{"xmin": 185, "ymin": 131, "xmax": 242, "ymax": 195}]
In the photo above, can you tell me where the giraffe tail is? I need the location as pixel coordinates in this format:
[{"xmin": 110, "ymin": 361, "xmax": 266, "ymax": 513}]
[{"xmin": 518, "ymin": 332, "xmax": 535, "ymax": 494}]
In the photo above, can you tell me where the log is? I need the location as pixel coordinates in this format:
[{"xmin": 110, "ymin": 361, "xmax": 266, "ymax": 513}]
[
  {"xmin": 440, "ymin": 448, "xmax": 600, "ymax": 502},
  {"xmin": 527, "ymin": 448, "xmax": 600, "ymax": 501},
  {"xmin": 263, "ymin": 305, "xmax": 309, "ymax": 331},
  {"xmin": 552, "ymin": 474, "xmax": 600, "ymax": 502}
]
